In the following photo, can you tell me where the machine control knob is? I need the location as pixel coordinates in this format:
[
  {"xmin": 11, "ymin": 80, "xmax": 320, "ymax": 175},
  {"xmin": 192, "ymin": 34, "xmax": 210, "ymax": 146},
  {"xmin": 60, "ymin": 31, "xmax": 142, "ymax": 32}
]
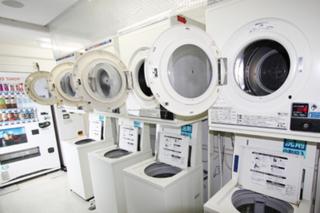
[{"xmin": 303, "ymin": 123, "xmax": 311, "ymax": 129}]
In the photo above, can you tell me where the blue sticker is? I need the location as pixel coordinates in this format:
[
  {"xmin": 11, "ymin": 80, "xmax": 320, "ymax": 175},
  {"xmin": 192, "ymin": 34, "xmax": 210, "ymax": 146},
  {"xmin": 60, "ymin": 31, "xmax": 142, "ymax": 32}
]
[
  {"xmin": 181, "ymin": 124, "xmax": 192, "ymax": 138},
  {"xmin": 309, "ymin": 112, "xmax": 320, "ymax": 119},
  {"xmin": 283, "ymin": 139, "xmax": 306, "ymax": 157},
  {"xmin": 134, "ymin": 120, "xmax": 141, "ymax": 128},
  {"xmin": 99, "ymin": 115, "xmax": 105, "ymax": 122}
]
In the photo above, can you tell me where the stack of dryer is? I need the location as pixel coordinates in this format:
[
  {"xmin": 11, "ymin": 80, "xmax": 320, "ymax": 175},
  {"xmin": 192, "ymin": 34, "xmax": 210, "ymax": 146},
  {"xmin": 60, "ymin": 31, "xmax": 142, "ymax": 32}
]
[
  {"xmin": 119, "ymin": 15, "xmax": 217, "ymax": 213},
  {"xmin": 117, "ymin": 14, "xmax": 205, "ymax": 120},
  {"xmin": 201, "ymin": 0, "xmax": 320, "ymax": 212}
]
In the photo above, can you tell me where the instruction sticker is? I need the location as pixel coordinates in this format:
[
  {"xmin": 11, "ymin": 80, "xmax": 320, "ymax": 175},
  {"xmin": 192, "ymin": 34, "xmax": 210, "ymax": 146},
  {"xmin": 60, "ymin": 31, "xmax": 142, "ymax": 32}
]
[
  {"xmin": 158, "ymin": 133, "xmax": 190, "ymax": 169},
  {"xmin": 181, "ymin": 124, "xmax": 192, "ymax": 138},
  {"xmin": 134, "ymin": 120, "xmax": 142, "ymax": 128},
  {"xmin": 119, "ymin": 125, "xmax": 139, "ymax": 152},
  {"xmin": 283, "ymin": 139, "xmax": 306, "ymax": 157}
]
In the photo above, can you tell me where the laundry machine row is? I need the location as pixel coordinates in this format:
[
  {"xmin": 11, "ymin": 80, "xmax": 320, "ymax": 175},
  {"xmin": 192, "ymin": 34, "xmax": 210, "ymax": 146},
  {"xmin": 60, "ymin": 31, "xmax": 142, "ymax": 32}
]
[
  {"xmin": 24, "ymin": 2, "xmax": 320, "ymax": 212},
  {"xmin": 89, "ymin": 118, "xmax": 153, "ymax": 213}
]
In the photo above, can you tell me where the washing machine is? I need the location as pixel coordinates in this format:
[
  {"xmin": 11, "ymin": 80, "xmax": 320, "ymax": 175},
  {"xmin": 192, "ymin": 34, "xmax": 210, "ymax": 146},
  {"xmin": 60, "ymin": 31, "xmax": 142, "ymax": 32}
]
[
  {"xmin": 123, "ymin": 122, "xmax": 204, "ymax": 213},
  {"xmin": 117, "ymin": 14, "xmax": 204, "ymax": 119},
  {"xmin": 88, "ymin": 118, "xmax": 152, "ymax": 213},
  {"xmin": 63, "ymin": 112, "xmax": 116, "ymax": 200},
  {"xmin": 204, "ymin": 0, "xmax": 320, "ymax": 142},
  {"xmin": 204, "ymin": 135, "xmax": 318, "ymax": 213}
]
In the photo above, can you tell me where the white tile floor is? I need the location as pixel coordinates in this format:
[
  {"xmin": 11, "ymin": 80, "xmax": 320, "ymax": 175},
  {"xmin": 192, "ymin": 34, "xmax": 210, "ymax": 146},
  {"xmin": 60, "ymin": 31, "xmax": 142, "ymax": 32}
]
[{"xmin": 0, "ymin": 171, "xmax": 96, "ymax": 213}]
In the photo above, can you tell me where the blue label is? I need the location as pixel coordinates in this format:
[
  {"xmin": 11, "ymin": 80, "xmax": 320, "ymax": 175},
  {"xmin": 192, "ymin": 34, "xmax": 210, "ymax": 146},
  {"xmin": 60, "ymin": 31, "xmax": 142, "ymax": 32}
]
[
  {"xmin": 99, "ymin": 115, "xmax": 105, "ymax": 122},
  {"xmin": 309, "ymin": 112, "xmax": 320, "ymax": 119},
  {"xmin": 283, "ymin": 139, "xmax": 306, "ymax": 157},
  {"xmin": 181, "ymin": 124, "xmax": 192, "ymax": 138},
  {"xmin": 134, "ymin": 120, "xmax": 141, "ymax": 128}
]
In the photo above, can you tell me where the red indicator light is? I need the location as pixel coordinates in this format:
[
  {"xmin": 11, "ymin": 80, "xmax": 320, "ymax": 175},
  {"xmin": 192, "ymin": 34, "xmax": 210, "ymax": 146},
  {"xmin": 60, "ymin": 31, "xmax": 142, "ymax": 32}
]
[
  {"xmin": 177, "ymin": 15, "xmax": 187, "ymax": 24},
  {"xmin": 296, "ymin": 105, "xmax": 308, "ymax": 113}
]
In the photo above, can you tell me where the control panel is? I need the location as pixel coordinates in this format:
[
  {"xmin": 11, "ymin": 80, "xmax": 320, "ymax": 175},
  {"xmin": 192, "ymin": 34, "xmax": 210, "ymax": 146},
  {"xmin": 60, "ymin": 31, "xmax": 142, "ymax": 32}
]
[{"xmin": 290, "ymin": 103, "xmax": 320, "ymax": 132}]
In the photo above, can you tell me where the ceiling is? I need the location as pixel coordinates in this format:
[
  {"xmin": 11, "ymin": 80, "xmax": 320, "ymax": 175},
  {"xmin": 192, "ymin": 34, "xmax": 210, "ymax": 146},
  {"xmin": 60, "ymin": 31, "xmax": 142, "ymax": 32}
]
[
  {"xmin": 0, "ymin": 0, "xmax": 78, "ymax": 26},
  {"xmin": 0, "ymin": 0, "xmax": 209, "ymax": 53}
]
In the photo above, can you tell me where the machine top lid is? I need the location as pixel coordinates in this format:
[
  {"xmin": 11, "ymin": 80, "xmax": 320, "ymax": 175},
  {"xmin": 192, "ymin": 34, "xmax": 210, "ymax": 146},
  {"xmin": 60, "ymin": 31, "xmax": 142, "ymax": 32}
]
[
  {"xmin": 25, "ymin": 71, "xmax": 57, "ymax": 105},
  {"xmin": 118, "ymin": 124, "xmax": 139, "ymax": 153},
  {"xmin": 145, "ymin": 25, "xmax": 220, "ymax": 118},
  {"xmin": 234, "ymin": 136, "xmax": 317, "ymax": 204},
  {"xmin": 157, "ymin": 131, "xmax": 190, "ymax": 169}
]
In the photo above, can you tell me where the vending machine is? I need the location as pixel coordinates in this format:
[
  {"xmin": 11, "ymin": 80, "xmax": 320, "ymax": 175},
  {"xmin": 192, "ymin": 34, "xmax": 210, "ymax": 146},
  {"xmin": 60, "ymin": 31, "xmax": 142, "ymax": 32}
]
[{"xmin": 0, "ymin": 72, "xmax": 60, "ymax": 187}]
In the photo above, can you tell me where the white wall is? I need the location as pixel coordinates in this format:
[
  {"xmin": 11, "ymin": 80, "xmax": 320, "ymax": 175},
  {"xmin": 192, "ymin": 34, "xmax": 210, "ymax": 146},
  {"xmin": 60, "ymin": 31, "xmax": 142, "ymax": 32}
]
[{"xmin": 0, "ymin": 43, "xmax": 56, "ymax": 73}]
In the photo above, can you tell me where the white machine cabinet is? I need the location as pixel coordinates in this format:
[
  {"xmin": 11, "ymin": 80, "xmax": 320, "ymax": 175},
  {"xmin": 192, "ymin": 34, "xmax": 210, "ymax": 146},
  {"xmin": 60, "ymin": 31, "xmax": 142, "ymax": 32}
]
[
  {"xmin": 206, "ymin": 0, "xmax": 320, "ymax": 142},
  {"xmin": 204, "ymin": 135, "xmax": 318, "ymax": 213},
  {"xmin": 123, "ymin": 122, "xmax": 205, "ymax": 213},
  {"xmin": 118, "ymin": 15, "xmax": 205, "ymax": 119}
]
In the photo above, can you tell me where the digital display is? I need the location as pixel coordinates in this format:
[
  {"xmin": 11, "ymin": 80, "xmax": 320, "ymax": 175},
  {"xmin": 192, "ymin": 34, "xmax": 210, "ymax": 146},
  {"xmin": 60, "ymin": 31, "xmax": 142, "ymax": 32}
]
[
  {"xmin": 292, "ymin": 103, "xmax": 309, "ymax": 118},
  {"xmin": 0, "ymin": 127, "xmax": 28, "ymax": 148}
]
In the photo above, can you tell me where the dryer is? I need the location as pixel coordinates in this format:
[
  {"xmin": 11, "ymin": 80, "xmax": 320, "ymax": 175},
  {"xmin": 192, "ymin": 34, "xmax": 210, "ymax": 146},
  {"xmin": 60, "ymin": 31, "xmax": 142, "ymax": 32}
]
[
  {"xmin": 88, "ymin": 118, "xmax": 152, "ymax": 213},
  {"xmin": 123, "ymin": 122, "xmax": 205, "ymax": 213},
  {"xmin": 48, "ymin": 53, "xmax": 89, "ymax": 110},
  {"xmin": 206, "ymin": 0, "xmax": 320, "ymax": 142},
  {"xmin": 118, "ymin": 14, "xmax": 204, "ymax": 119},
  {"xmin": 204, "ymin": 135, "xmax": 318, "ymax": 213}
]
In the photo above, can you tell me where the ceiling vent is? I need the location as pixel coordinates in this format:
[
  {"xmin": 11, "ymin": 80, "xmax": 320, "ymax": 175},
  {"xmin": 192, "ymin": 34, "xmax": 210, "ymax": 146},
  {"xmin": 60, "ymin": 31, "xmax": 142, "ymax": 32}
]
[{"xmin": 2, "ymin": 0, "xmax": 24, "ymax": 8}]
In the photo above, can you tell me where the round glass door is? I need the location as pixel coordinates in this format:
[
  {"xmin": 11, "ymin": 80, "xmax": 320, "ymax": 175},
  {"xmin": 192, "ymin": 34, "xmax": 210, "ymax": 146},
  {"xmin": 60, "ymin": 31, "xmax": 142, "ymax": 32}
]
[
  {"xmin": 25, "ymin": 71, "xmax": 57, "ymax": 105},
  {"xmin": 234, "ymin": 39, "xmax": 290, "ymax": 96},
  {"xmin": 146, "ymin": 25, "xmax": 219, "ymax": 117},
  {"xmin": 73, "ymin": 50, "xmax": 128, "ymax": 112},
  {"xmin": 167, "ymin": 44, "xmax": 212, "ymax": 99},
  {"xmin": 49, "ymin": 62, "xmax": 83, "ymax": 107}
]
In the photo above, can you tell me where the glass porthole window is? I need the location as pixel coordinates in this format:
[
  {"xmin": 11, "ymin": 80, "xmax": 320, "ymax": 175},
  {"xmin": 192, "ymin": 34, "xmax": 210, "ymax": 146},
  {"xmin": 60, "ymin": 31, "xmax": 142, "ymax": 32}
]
[
  {"xmin": 60, "ymin": 72, "xmax": 76, "ymax": 97},
  {"xmin": 87, "ymin": 63, "xmax": 122, "ymax": 100},
  {"xmin": 167, "ymin": 44, "xmax": 212, "ymax": 99},
  {"xmin": 234, "ymin": 40, "xmax": 290, "ymax": 96},
  {"xmin": 33, "ymin": 77, "xmax": 52, "ymax": 100}
]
